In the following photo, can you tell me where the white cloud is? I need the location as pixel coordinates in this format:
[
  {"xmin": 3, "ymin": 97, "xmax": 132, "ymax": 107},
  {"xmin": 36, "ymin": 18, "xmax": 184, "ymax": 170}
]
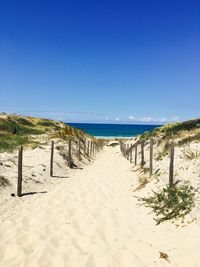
[
  {"xmin": 128, "ymin": 116, "xmax": 136, "ymax": 120},
  {"xmin": 115, "ymin": 117, "xmax": 120, "ymax": 121}
]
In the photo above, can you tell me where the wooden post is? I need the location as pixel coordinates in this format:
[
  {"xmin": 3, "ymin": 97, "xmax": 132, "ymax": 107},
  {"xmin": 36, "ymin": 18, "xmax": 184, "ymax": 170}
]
[
  {"xmin": 130, "ymin": 145, "xmax": 133, "ymax": 163},
  {"xmin": 141, "ymin": 141, "xmax": 145, "ymax": 168},
  {"xmin": 122, "ymin": 144, "xmax": 125, "ymax": 157},
  {"xmin": 90, "ymin": 141, "xmax": 93, "ymax": 156},
  {"xmin": 135, "ymin": 143, "xmax": 137, "ymax": 165},
  {"xmin": 84, "ymin": 139, "xmax": 86, "ymax": 157},
  {"xmin": 50, "ymin": 140, "xmax": 54, "ymax": 177},
  {"xmin": 127, "ymin": 144, "xmax": 130, "ymax": 160},
  {"xmin": 124, "ymin": 144, "xmax": 126, "ymax": 157},
  {"xmin": 149, "ymin": 138, "xmax": 153, "ymax": 176},
  {"xmin": 169, "ymin": 140, "xmax": 175, "ymax": 187},
  {"xmin": 78, "ymin": 138, "xmax": 81, "ymax": 161},
  {"xmin": 68, "ymin": 139, "xmax": 73, "ymax": 168},
  {"xmin": 87, "ymin": 140, "xmax": 90, "ymax": 157},
  {"xmin": 17, "ymin": 146, "xmax": 23, "ymax": 197},
  {"xmin": 93, "ymin": 142, "xmax": 95, "ymax": 155}
]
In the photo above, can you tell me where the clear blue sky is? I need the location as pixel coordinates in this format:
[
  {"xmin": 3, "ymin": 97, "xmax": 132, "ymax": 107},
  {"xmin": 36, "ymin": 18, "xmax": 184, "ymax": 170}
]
[{"xmin": 0, "ymin": 0, "xmax": 199, "ymax": 124}]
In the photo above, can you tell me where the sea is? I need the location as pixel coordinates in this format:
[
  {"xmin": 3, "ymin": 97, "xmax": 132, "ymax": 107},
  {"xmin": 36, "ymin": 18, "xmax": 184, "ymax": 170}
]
[{"xmin": 67, "ymin": 123, "xmax": 161, "ymax": 138}]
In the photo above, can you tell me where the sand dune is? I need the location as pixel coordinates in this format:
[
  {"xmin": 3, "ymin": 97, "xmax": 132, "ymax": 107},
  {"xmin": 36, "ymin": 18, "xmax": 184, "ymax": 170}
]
[{"xmin": 0, "ymin": 145, "xmax": 200, "ymax": 267}]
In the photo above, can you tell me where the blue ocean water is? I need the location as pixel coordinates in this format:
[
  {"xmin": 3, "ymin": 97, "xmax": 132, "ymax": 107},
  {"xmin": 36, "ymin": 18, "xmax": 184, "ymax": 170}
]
[{"xmin": 67, "ymin": 123, "xmax": 161, "ymax": 138}]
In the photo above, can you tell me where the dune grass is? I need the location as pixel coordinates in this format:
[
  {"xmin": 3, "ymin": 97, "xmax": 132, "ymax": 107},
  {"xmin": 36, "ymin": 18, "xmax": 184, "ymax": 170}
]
[
  {"xmin": 140, "ymin": 119, "xmax": 200, "ymax": 142},
  {"xmin": 0, "ymin": 114, "xmax": 94, "ymax": 152}
]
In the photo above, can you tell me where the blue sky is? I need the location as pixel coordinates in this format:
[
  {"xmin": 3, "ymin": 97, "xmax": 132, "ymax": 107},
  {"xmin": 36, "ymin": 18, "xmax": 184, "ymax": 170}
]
[{"xmin": 0, "ymin": 0, "xmax": 199, "ymax": 124}]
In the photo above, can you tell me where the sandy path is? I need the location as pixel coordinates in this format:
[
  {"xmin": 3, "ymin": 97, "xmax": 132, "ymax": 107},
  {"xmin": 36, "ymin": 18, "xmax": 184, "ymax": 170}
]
[{"xmin": 0, "ymin": 146, "xmax": 200, "ymax": 267}]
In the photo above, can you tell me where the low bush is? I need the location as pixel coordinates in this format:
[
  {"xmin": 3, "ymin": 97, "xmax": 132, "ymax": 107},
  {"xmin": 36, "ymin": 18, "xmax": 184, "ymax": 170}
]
[
  {"xmin": 138, "ymin": 182, "xmax": 197, "ymax": 224},
  {"xmin": 108, "ymin": 142, "xmax": 119, "ymax": 147}
]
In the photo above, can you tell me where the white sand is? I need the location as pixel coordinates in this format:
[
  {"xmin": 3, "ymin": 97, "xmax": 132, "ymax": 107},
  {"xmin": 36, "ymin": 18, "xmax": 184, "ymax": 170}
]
[{"xmin": 0, "ymin": 145, "xmax": 200, "ymax": 267}]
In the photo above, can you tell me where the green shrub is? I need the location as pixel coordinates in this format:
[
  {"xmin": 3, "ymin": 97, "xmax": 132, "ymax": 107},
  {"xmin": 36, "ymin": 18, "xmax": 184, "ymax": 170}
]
[
  {"xmin": 108, "ymin": 142, "xmax": 119, "ymax": 147},
  {"xmin": 138, "ymin": 182, "xmax": 197, "ymax": 224}
]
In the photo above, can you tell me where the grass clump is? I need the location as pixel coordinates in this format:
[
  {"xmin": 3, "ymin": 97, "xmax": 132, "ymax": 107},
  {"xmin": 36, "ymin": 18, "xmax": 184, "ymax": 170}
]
[
  {"xmin": 134, "ymin": 175, "xmax": 150, "ymax": 191},
  {"xmin": 0, "ymin": 176, "xmax": 10, "ymax": 187},
  {"xmin": 0, "ymin": 134, "xmax": 30, "ymax": 152},
  {"xmin": 182, "ymin": 148, "xmax": 200, "ymax": 160},
  {"xmin": 108, "ymin": 142, "xmax": 119, "ymax": 147},
  {"xmin": 138, "ymin": 182, "xmax": 197, "ymax": 224}
]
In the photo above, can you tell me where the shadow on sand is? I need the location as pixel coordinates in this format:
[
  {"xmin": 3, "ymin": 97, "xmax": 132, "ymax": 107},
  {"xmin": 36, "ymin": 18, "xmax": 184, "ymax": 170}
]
[{"xmin": 21, "ymin": 191, "xmax": 47, "ymax": 197}]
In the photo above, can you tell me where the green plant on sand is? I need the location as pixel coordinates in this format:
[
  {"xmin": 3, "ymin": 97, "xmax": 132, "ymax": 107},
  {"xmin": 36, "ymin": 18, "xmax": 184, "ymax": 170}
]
[
  {"xmin": 138, "ymin": 181, "xmax": 197, "ymax": 224},
  {"xmin": 108, "ymin": 142, "xmax": 119, "ymax": 147},
  {"xmin": 0, "ymin": 176, "xmax": 10, "ymax": 187}
]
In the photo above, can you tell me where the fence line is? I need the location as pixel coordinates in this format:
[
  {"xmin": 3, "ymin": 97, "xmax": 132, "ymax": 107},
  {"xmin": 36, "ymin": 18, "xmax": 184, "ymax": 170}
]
[
  {"xmin": 13, "ymin": 138, "xmax": 104, "ymax": 197},
  {"xmin": 120, "ymin": 139, "xmax": 176, "ymax": 187}
]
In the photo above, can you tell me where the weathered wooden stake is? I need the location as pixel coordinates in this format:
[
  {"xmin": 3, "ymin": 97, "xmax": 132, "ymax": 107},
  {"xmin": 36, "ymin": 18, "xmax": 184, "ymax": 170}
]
[
  {"xmin": 130, "ymin": 145, "xmax": 133, "ymax": 163},
  {"xmin": 17, "ymin": 146, "xmax": 23, "ymax": 197},
  {"xmin": 87, "ymin": 140, "xmax": 90, "ymax": 156},
  {"xmin": 169, "ymin": 140, "xmax": 175, "ymax": 187},
  {"xmin": 68, "ymin": 139, "xmax": 73, "ymax": 168},
  {"xmin": 141, "ymin": 141, "xmax": 145, "ymax": 168},
  {"xmin": 150, "ymin": 138, "xmax": 153, "ymax": 176},
  {"xmin": 84, "ymin": 139, "xmax": 86, "ymax": 157},
  {"xmin": 50, "ymin": 140, "xmax": 54, "ymax": 176},
  {"xmin": 78, "ymin": 138, "xmax": 81, "ymax": 161},
  {"xmin": 127, "ymin": 144, "xmax": 130, "ymax": 160},
  {"xmin": 90, "ymin": 141, "xmax": 93, "ymax": 156},
  {"xmin": 93, "ymin": 142, "xmax": 95, "ymax": 155},
  {"xmin": 135, "ymin": 143, "xmax": 137, "ymax": 165}
]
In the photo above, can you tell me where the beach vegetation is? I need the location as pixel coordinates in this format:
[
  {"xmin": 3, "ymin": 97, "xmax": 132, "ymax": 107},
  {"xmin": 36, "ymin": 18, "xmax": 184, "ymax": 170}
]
[
  {"xmin": 178, "ymin": 132, "xmax": 200, "ymax": 146},
  {"xmin": 138, "ymin": 181, "xmax": 197, "ymax": 224},
  {"xmin": 108, "ymin": 142, "xmax": 119, "ymax": 147},
  {"xmin": 139, "ymin": 119, "xmax": 200, "ymax": 143},
  {"xmin": 134, "ymin": 175, "xmax": 150, "ymax": 191},
  {"xmin": 182, "ymin": 148, "xmax": 200, "ymax": 160},
  {"xmin": 140, "ymin": 167, "xmax": 150, "ymax": 174},
  {"xmin": 0, "ymin": 176, "xmax": 10, "ymax": 187},
  {"xmin": 0, "ymin": 113, "xmax": 93, "ymax": 152}
]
